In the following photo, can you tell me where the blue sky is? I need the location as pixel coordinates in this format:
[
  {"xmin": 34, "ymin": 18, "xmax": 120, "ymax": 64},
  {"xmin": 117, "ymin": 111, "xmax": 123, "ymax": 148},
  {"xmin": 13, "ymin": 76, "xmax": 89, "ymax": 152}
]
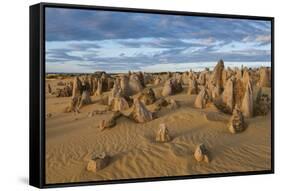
[{"xmin": 45, "ymin": 8, "xmax": 271, "ymax": 73}]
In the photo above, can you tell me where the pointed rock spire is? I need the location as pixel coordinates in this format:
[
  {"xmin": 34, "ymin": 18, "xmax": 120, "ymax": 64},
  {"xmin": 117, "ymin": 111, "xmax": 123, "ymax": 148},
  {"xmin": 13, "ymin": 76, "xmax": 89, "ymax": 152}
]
[
  {"xmin": 156, "ymin": 123, "xmax": 171, "ymax": 142},
  {"xmin": 222, "ymin": 77, "xmax": 235, "ymax": 112},
  {"xmin": 241, "ymin": 80, "xmax": 254, "ymax": 117},
  {"xmin": 130, "ymin": 99, "xmax": 153, "ymax": 123},
  {"xmin": 228, "ymin": 105, "xmax": 245, "ymax": 133},
  {"xmin": 194, "ymin": 87, "xmax": 210, "ymax": 109}
]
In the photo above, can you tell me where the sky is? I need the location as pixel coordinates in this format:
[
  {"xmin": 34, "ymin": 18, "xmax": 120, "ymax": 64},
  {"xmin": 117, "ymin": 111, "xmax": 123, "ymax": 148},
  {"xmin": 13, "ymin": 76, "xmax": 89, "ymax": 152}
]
[{"xmin": 45, "ymin": 7, "xmax": 271, "ymax": 73}]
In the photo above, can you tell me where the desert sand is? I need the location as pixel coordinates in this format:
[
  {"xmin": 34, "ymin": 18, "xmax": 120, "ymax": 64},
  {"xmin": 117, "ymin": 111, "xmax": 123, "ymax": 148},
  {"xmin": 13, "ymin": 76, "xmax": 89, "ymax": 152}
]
[{"xmin": 45, "ymin": 60, "xmax": 271, "ymax": 184}]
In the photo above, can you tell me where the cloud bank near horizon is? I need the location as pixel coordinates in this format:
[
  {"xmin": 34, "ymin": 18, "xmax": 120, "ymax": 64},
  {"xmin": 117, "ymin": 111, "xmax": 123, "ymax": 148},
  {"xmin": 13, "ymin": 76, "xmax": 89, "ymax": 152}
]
[{"xmin": 45, "ymin": 8, "xmax": 271, "ymax": 73}]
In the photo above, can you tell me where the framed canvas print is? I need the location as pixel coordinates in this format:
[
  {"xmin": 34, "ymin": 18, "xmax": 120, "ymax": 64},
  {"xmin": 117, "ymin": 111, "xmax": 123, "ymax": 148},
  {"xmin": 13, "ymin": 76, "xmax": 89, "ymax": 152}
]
[{"xmin": 29, "ymin": 2, "xmax": 274, "ymax": 188}]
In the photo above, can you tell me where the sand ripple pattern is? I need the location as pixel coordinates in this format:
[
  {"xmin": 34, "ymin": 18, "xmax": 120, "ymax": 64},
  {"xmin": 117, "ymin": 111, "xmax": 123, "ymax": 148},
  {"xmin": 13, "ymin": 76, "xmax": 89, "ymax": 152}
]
[{"xmin": 46, "ymin": 90, "xmax": 271, "ymax": 184}]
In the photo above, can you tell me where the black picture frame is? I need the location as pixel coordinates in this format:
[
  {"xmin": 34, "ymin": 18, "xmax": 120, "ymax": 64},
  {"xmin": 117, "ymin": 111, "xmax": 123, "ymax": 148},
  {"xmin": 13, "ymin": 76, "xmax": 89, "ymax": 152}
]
[{"xmin": 29, "ymin": 2, "xmax": 275, "ymax": 189}]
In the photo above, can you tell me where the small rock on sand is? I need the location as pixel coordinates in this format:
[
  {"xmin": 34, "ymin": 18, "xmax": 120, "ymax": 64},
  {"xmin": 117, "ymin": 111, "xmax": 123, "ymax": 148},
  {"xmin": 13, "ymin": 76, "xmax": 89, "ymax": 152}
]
[
  {"xmin": 87, "ymin": 152, "xmax": 110, "ymax": 172},
  {"xmin": 194, "ymin": 143, "xmax": 210, "ymax": 163},
  {"xmin": 156, "ymin": 123, "xmax": 171, "ymax": 142},
  {"xmin": 46, "ymin": 113, "xmax": 52, "ymax": 118}
]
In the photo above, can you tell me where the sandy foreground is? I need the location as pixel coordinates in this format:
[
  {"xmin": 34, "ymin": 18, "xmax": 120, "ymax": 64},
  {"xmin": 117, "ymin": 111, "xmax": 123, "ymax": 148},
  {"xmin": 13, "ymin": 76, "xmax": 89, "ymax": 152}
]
[{"xmin": 45, "ymin": 76, "xmax": 271, "ymax": 184}]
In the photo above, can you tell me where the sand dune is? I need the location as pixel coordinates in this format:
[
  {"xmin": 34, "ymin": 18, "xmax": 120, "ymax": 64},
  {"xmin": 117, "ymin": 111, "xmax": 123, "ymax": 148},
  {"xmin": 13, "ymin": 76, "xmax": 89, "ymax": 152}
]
[{"xmin": 45, "ymin": 76, "xmax": 271, "ymax": 184}]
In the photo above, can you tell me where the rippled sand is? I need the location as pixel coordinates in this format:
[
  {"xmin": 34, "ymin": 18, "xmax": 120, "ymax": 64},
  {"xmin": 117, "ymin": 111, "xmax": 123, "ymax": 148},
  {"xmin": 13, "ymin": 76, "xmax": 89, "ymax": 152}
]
[{"xmin": 45, "ymin": 78, "xmax": 271, "ymax": 184}]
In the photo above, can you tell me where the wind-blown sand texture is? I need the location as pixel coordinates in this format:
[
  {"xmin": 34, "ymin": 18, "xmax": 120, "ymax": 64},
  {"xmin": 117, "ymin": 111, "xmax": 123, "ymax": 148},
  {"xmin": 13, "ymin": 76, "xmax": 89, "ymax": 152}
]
[{"xmin": 45, "ymin": 63, "xmax": 271, "ymax": 184}]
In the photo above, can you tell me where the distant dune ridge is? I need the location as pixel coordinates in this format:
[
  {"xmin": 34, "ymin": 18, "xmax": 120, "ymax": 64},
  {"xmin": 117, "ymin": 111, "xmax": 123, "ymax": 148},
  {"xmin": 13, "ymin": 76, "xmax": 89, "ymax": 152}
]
[{"xmin": 45, "ymin": 60, "xmax": 272, "ymax": 184}]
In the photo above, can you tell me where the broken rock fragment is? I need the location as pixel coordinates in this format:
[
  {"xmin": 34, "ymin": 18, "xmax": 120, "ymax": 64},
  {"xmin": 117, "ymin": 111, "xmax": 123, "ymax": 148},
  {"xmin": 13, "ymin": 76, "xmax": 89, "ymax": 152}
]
[
  {"xmin": 194, "ymin": 143, "xmax": 210, "ymax": 163},
  {"xmin": 87, "ymin": 152, "xmax": 110, "ymax": 172}
]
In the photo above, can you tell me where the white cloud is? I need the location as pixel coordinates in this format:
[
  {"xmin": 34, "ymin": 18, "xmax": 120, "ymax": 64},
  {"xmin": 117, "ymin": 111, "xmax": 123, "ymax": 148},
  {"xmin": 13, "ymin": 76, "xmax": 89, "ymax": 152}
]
[{"xmin": 256, "ymin": 34, "xmax": 271, "ymax": 43}]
